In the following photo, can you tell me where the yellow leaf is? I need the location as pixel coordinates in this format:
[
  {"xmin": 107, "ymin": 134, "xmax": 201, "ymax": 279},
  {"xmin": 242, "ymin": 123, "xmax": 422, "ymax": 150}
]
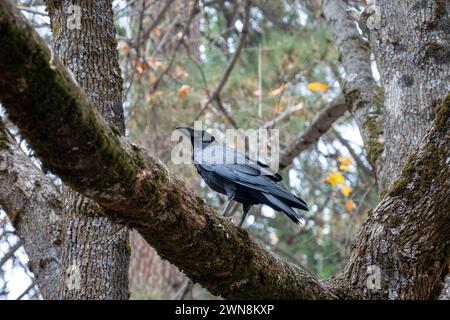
[
  {"xmin": 151, "ymin": 26, "xmax": 161, "ymax": 37},
  {"xmin": 274, "ymin": 103, "xmax": 284, "ymax": 113},
  {"xmin": 337, "ymin": 156, "xmax": 352, "ymax": 165},
  {"xmin": 345, "ymin": 199, "xmax": 355, "ymax": 213},
  {"xmin": 149, "ymin": 72, "xmax": 157, "ymax": 85},
  {"xmin": 177, "ymin": 84, "xmax": 191, "ymax": 98},
  {"xmin": 269, "ymin": 84, "xmax": 286, "ymax": 97},
  {"xmin": 339, "ymin": 164, "xmax": 349, "ymax": 171},
  {"xmin": 307, "ymin": 81, "xmax": 328, "ymax": 93},
  {"xmin": 119, "ymin": 41, "xmax": 130, "ymax": 53},
  {"xmin": 135, "ymin": 61, "xmax": 145, "ymax": 74},
  {"xmin": 324, "ymin": 171, "xmax": 345, "ymax": 187},
  {"xmin": 341, "ymin": 185, "xmax": 353, "ymax": 197}
]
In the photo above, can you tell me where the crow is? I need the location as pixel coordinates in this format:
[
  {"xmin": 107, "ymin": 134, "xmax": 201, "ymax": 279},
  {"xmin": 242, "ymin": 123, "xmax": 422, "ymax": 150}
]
[{"xmin": 176, "ymin": 126, "xmax": 309, "ymax": 226}]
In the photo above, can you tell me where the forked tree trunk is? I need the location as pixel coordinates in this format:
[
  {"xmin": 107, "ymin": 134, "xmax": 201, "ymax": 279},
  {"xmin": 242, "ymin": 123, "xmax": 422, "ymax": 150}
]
[{"xmin": 0, "ymin": 0, "xmax": 448, "ymax": 300}]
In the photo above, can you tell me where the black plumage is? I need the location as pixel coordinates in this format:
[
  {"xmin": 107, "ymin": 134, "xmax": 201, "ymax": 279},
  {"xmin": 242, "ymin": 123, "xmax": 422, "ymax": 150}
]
[{"xmin": 176, "ymin": 126, "xmax": 309, "ymax": 226}]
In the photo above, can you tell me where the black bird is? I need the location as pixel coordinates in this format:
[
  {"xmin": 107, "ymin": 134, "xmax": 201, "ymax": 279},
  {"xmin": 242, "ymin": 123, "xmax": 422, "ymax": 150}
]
[{"xmin": 176, "ymin": 126, "xmax": 309, "ymax": 226}]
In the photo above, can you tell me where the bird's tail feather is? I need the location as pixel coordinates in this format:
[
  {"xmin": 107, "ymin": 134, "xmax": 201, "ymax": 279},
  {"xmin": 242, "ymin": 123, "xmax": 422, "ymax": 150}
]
[
  {"xmin": 280, "ymin": 194, "xmax": 309, "ymax": 211},
  {"xmin": 261, "ymin": 192, "xmax": 304, "ymax": 224},
  {"xmin": 266, "ymin": 183, "xmax": 309, "ymax": 211}
]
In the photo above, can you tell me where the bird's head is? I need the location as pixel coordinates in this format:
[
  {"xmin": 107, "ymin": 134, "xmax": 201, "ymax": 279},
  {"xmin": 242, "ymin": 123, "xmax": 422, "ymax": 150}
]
[{"xmin": 175, "ymin": 126, "xmax": 215, "ymax": 148}]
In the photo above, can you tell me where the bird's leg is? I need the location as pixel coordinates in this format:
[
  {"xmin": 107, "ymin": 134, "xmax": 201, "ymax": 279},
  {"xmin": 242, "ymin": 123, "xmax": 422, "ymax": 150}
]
[
  {"xmin": 239, "ymin": 203, "xmax": 251, "ymax": 227},
  {"xmin": 221, "ymin": 198, "xmax": 234, "ymax": 216},
  {"xmin": 222, "ymin": 185, "xmax": 236, "ymax": 217},
  {"xmin": 223, "ymin": 201, "xmax": 240, "ymax": 218}
]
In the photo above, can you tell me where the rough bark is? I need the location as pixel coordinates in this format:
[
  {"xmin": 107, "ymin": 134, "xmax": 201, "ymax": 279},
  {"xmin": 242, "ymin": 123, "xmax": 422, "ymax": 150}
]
[
  {"xmin": 0, "ymin": 120, "xmax": 62, "ymax": 299},
  {"xmin": 0, "ymin": 0, "xmax": 335, "ymax": 299},
  {"xmin": 367, "ymin": 0, "xmax": 450, "ymax": 190},
  {"xmin": 323, "ymin": 0, "xmax": 384, "ymax": 186},
  {"xmin": 328, "ymin": 93, "xmax": 450, "ymax": 299},
  {"xmin": 45, "ymin": 0, "xmax": 129, "ymax": 299},
  {"xmin": 322, "ymin": 0, "xmax": 450, "ymax": 299}
]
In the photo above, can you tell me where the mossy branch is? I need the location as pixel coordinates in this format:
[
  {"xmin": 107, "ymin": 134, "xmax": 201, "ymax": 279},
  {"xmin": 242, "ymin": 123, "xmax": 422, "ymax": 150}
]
[{"xmin": 0, "ymin": 0, "xmax": 335, "ymax": 299}]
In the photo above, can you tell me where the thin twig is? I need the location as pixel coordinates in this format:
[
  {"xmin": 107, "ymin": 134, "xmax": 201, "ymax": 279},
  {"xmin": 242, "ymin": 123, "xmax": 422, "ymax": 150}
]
[
  {"xmin": 123, "ymin": 0, "xmax": 148, "ymax": 100},
  {"xmin": 173, "ymin": 277, "xmax": 194, "ymax": 300},
  {"xmin": 263, "ymin": 103, "xmax": 304, "ymax": 129},
  {"xmin": 152, "ymin": 1, "xmax": 200, "ymax": 90},
  {"xmin": 193, "ymin": 0, "xmax": 251, "ymax": 127},
  {"xmin": 258, "ymin": 42, "xmax": 262, "ymax": 118},
  {"xmin": 16, "ymin": 280, "xmax": 36, "ymax": 300},
  {"xmin": 332, "ymin": 126, "xmax": 372, "ymax": 177},
  {"xmin": 0, "ymin": 239, "xmax": 22, "ymax": 268},
  {"xmin": 134, "ymin": 0, "xmax": 176, "ymax": 49}
]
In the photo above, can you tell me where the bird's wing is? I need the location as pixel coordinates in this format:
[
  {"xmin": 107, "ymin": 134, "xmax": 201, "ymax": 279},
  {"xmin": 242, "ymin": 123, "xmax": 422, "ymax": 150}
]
[
  {"xmin": 210, "ymin": 164, "xmax": 308, "ymax": 211},
  {"xmin": 196, "ymin": 144, "xmax": 282, "ymax": 181}
]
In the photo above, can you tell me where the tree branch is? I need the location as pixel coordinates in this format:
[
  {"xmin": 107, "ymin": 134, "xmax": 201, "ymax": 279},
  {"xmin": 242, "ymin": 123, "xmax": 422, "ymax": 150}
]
[
  {"xmin": 0, "ymin": 120, "xmax": 62, "ymax": 299},
  {"xmin": 0, "ymin": 0, "xmax": 335, "ymax": 300},
  {"xmin": 322, "ymin": 0, "xmax": 384, "ymax": 184},
  {"xmin": 134, "ymin": 0, "xmax": 176, "ymax": 49},
  {"xmin": 279, "ymin": 94, "xmax": 348, "ymax": 169},
  {"xmin": 211, "ymin": 1, "xmax": 250, "ymax": 100},
  {"xmin": 152, "ymin": 1, "xmax": 200, "ymax": 90},
  {"xmin": 194, "ymin": 0, "xmax": 251, "ymax": 128},
  {"xmin": 0, "ymin": 239, "xmax": 22, "ymax": 268},
  {"xmin": 331, "ymin": 126, "xmax": 372, "ymax": 177},
  {"xmin": 275, "ymin": 0, "xmax": 383, "ymax": 172},
  {"xmin": 16, "ymin": 279, "xmax": 36, "ymax": 300}
]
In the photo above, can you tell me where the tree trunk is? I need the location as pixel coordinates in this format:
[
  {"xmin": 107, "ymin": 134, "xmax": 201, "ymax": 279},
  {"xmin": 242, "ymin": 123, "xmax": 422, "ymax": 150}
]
[
  {"xmin": 45, "ymin": 0, "xmax": 129, "ymax": 299},
  {"xmin": 323, "ymin": 0, "xmax": 450, "ymax": 299},
  {"xmin": 368, "ymin": 0, "xmax": 450, "ymax": 190}
]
